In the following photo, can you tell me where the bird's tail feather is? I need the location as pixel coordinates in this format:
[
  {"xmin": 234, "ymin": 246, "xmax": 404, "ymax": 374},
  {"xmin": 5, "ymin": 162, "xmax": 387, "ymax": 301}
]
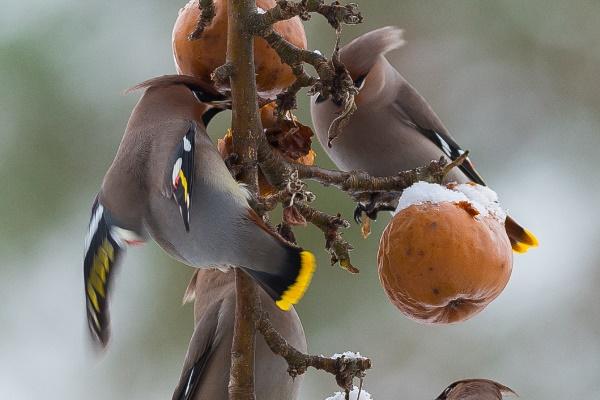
[
  {"xmin": 245, "ymin": 248, "xmax": 316, "ymax": 312},
  {"xmin": 340, "ymin": 26, "xmax": 405, "ymax": 78},
  {"xmin": 505, "ymin": 215, "xmax": 538, "ymax": 253}
]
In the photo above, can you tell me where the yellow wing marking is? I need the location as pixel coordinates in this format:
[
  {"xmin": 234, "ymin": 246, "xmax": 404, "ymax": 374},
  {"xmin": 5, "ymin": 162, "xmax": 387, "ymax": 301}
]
[
  {"xmin": 87, "ymin": 282, "xmax": 100, "ymax": 312},
  {"xmin": 178, "ymin": 170, "xmax": 190, "ymax": 206},
  {"xmin": 86, "ymin": 239, "xmax": 114, "ymax": 313}
]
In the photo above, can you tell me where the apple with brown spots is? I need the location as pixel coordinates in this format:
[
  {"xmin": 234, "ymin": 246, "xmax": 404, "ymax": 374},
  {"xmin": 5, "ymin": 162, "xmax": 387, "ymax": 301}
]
[{"xmin": 377, "ymin": 201, "xmax": 513, "ymax": 324}]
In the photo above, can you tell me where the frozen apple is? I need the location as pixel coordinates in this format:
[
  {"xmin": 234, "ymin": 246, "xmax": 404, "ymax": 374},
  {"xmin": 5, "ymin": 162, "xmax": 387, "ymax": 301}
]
[{"xmin": 377, "ymin": 182, "xmax": 513, "ymax": 324}]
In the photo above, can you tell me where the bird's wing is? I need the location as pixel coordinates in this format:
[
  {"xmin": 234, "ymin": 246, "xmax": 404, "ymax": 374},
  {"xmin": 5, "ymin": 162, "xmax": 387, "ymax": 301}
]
[
  {"xmin": 172, "ymin": 299, "xmax": 224, "ymax": 400},
  {"xmin": 393, "ymin": 77, "xmax": 539, "ymax": 253},
  {"xmin": 394, "ymin": 81, "xmax": 486, "ymax": 185},
  {"xmin": 167, "ymin": 122, "xmax": 197, "ymax": 232},
  {"xmin": 83, "ymin": 197, "xmax": 143, "ymax": 347}
]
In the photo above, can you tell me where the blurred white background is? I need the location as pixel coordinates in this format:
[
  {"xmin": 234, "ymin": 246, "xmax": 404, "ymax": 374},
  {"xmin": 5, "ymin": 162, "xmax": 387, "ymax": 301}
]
[{"xmin": 1, "ymin": 0, "xmax": 599, "ymax": 398}]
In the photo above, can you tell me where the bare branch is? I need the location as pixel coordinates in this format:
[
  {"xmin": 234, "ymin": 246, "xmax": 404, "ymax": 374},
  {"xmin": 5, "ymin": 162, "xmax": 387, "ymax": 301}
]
[
  {"xmin": 256, "ymin": 311, "xmax": 371, "ymax": 390},
  {"xmin": 260, "ymin": 172, "xmax": 356, "ymax": 272},
  {"xmin": 228, "ymin": 270, "xmax": 260, "ymax": 400},
  {"xmin": 255, "ymin": 0, "xmax": 363, "ymax": 30},
  {"xmin": 263, "ymin": 191, "xmax": 356, "ymax": 272},
  {"xmin": 261, "ymin": 29, "xmax": 357, "ymax": 123},
  {"xmin": 243, "ymin": 0, "xmax": 360, "ymax": 141},
  {"xmin": 189, "ymin": 0, "xmax": 217, "ymax": 40},
  {"xmin": 225, "ymin": 0, "xmax": 265, "ymax": 397},
  {"xmin": 259, "ymin": 137, "xmax": 469, "ymax": 196},
  {"xmin": 295, "ymin": 202, "xmax": 357, "ymax": 273}
]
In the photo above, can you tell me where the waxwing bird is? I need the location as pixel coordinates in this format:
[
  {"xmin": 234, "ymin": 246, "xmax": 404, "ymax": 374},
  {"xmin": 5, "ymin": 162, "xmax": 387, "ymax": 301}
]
[
  {"xmin": 172, "ymin": 269, "xmax": 307, "ymax": 400},
  {"xmin": 436, "ymin": 379, "xmax": 517, "ymax": 400},
  {"xmin": 83, "ymin": 75, "xmax": 316, "ymax": 346},
  {"xmin": 310, "ymin": 27, "xmax": 538, "ymax": 253}
]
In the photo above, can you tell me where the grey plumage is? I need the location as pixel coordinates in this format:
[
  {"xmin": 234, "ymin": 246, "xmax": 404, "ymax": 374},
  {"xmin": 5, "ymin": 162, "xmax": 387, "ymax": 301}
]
[
  {"xmin": 311, "ymin": 26, "xmax": 465, "ymax": 182},
  {"xmin": 310, "ymin": 27, "xmax": 538, "ymax": 251},
  {"xmin": 436, "ymin": 379, "xmax": 517, "ymax": 400},
  {"xmin": 173, "ymin": 269, "xmax": 307, "ymax": 400},
  {"xmin": 83, "ymin": 75, "xmax": 315, "ymax": 346}
]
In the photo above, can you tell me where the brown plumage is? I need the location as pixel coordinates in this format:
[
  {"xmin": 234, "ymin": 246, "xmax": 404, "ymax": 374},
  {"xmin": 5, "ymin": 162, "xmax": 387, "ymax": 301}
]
[
  {"xmin": 436, "ymin": 379, "xmax": 517, "ymax": 400},
  {"xmin": 173, "ymin": 269, "xmax": 307, "ymax": 400},
  {"xmin": 310, "ymin": 27, "xmax": 538, "ymax": 253}
]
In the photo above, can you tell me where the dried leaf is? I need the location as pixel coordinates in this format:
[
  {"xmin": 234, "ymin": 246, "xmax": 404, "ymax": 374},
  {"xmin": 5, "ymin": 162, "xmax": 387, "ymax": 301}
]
[
  {"xmin": 217, "ymin": 129, "xmax": 233, "ymax": 159},
  {"xmin": 295, "ymin": 149, "xmax": 316, "ymax": 166},
  {"xmin": 217, "ymin": 105, "xmax": 316, "ymax": 197},
  {"xmin": 283, "ymin": 206, "xmax": 307, "ymax": 226},
  {"xmin": 360, "ymin": 216, "xmax": 371, "ymax": 239},
  {"xmin": 340, "ymin": 259, "xmax": 360, "ymax": 274},
  {"xmin": 261, "ymin": 102, "xmax": 315, "ymax": 161}
]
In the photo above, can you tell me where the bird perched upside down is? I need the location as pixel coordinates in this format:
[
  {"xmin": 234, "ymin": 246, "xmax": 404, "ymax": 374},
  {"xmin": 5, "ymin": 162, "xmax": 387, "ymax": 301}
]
[
  {"xmin": 83, "ymin": 75, "xmax": 316, "ymax": 347},
  {"xmin": 310, "ymin": 27, "xmax": 538, "ymax": 253}
]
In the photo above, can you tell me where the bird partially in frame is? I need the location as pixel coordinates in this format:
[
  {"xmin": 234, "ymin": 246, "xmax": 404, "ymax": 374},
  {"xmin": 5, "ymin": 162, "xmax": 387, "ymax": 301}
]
[
  {"xmin": 435, "ymin": 379, "xmax": 517, "ymax": 400},
  {"xmin": 172, "ymin": 269, "xmax": 307, "ymax": 400}
]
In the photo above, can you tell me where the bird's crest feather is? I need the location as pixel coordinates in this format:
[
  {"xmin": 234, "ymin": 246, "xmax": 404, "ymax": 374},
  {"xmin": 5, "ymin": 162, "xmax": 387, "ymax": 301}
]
[{"xmin": 341, "ymin": 26, "xmax": 405, "ymax": 78}]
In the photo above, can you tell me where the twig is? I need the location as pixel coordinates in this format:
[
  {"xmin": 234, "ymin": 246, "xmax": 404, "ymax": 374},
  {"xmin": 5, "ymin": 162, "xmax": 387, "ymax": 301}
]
[
  {"xmin": 262, "ymin": 29, "xmax": 357, "ymax": 116},
  {"xmin": 246, "ymin": 0, "xmax": 360, "ymax": 138},
  {"xmin": 261, "ymin": 179, "xmax": 356, "ymax": 272},
  {"xmin": 211, "ymin": 62, "xmax": 234, "ymax": 87},
  {"xmin": 258, "ymin": 138, "xmax": 470, "ymax": 195},
  {"xmin": 256, "ymin": 311, "xmax": 371, "ymax": 390},
  {"xmin": 189, "ymin": 0, "xmax": 217, "ymax": 40},
  {"xmin": 255, "ymin": 0, "xmax": 363, "ymax": 31},
  {"xmin": 295, "ymin": 202, "xmax": 357, "ymax": 273},
  {"xmin": 295, "ymin": 153, "xmax": 469, "ymax": 193}
]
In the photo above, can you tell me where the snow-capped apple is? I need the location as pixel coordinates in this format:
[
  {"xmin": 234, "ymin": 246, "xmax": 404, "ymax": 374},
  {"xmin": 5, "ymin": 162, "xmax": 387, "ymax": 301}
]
[{"xmin": 377, "ymin": 182, "xmax": 513, "ymax": 324}]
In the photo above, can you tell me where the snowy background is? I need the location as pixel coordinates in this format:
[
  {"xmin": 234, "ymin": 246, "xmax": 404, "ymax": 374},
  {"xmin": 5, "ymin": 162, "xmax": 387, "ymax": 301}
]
[{"xmin": 2, "ymin": 1, "xmax": 600, "ymax": 398}]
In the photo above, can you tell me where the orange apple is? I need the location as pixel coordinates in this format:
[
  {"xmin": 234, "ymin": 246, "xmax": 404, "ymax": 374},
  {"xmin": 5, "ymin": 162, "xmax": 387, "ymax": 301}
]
[
  {"xmin": 172, "ymin": 0, "xmax": 307, "ymax": 96},
  {"xmin": 377, "ymin": 186, "xmax": 513, "ymax": 324}
]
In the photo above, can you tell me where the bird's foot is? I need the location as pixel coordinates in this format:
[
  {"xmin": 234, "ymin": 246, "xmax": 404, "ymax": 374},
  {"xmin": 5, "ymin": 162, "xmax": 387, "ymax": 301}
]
[{"xmin": 353, "ymin": 202, "xmax": 396, "ymax": 223}]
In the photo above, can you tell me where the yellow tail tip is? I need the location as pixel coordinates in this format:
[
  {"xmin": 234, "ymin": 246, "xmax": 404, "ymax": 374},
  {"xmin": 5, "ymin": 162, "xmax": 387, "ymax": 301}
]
[
  {"xmin": 512, "ymin": 229, "xmax": 539, "ymax": 253},
  {"xmin": 275, "ymin": 251, "xmax": 316, "ymax": 311},
  {"xmin": 523, "ymin": 228, "xmax": 539, "ymax": 247},
  {"xmin": 512, "ymin": 242, "xmax": 530, "ymax": 253}
]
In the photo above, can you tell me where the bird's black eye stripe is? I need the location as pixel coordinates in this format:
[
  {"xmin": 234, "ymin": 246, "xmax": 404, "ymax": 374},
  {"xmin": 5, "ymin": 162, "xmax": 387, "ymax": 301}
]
[{"xmin": 192, "ymin": 89, "xmax": 225, "ymax": 103}]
